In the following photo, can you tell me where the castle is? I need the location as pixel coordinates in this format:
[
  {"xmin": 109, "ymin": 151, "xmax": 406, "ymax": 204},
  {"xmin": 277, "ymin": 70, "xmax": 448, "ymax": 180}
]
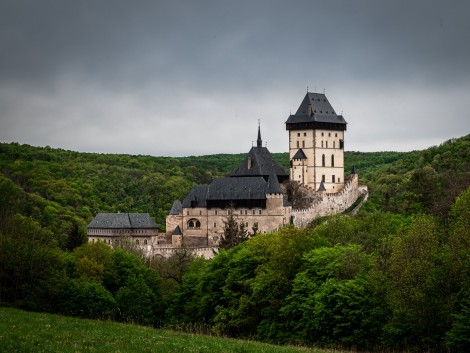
[{"xmin": 87, "ymin": 92, "xmax": 366, "ymax": 258}]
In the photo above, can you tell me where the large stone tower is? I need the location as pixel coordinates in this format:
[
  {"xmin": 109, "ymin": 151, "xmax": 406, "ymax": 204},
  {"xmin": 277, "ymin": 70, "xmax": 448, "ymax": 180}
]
[{"xmin": 285, "ymin": 92, "xmax": 347, "ymax": 193}]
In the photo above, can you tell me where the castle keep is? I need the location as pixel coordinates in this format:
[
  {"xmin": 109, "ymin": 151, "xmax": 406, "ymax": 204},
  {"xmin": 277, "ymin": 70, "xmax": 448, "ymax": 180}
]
[{"xmin": 286, "ymin": 92, "xmax": 347, "ymax": 193}]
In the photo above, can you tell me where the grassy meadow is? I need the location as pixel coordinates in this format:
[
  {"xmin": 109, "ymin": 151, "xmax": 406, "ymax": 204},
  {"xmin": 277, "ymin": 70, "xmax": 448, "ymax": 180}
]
[{"xmin": 0, "ymin": 307, "xmax": 337, "ymax": 353}]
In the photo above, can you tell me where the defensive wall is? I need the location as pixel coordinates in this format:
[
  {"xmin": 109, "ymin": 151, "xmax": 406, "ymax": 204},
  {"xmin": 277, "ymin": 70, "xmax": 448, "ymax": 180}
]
[{"xmin": 291, "ymin": 173, "xmax": 362, "ymax": 227}]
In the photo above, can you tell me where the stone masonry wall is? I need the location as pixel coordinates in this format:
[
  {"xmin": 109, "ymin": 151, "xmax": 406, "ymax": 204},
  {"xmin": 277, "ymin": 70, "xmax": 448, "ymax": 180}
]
[{"xmin": 291, "ymin": 173, "xmax": 359, "ymax": 227}]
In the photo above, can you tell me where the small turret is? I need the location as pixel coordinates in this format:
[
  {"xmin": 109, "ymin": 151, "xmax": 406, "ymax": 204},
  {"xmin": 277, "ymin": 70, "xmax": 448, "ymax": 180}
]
[{"xmin": 351, "ymin": 165, "xmax": 357, "ymax": 175}]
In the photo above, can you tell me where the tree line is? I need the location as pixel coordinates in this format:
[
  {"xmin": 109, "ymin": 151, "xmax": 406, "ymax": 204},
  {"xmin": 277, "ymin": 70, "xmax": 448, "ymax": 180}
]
[{"xmin": 0, "ymin": 134, "xmax": 469, "ymax": 351}]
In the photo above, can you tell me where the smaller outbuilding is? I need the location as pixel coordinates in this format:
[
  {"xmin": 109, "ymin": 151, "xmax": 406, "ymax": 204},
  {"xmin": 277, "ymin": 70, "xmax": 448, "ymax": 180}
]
[{"xmin": 87, "ymin": 213, "xmax": 158, "ymax": 251}]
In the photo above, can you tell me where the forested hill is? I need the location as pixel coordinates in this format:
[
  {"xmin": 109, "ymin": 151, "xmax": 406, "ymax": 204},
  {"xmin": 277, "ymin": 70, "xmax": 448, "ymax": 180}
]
[{"xmin": 0, "ymin": 135, "xmax": 469, "ymax": 246}]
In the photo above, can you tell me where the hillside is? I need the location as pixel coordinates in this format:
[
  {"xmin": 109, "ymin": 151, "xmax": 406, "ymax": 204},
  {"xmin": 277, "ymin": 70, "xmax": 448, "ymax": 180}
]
[
  {"xmin": 0, "ymin": 141, "xmax": 409, "ymax": 243},
  {"xmin": 0, "ymin": 135, "xmax": 469, "ymax": 351},
  {"xmin": 1, "ymin": 135, "xmax": 469, "ymax": 244},
  {"xmin": 0, "ymin": 307, "xmax": 329, "ymax": 353}
]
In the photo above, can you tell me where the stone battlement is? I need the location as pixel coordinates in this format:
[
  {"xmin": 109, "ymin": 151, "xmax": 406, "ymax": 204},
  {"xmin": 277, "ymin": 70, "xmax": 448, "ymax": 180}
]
[{"xmin": 291, "ymin": 173, "xmax": 360, "ymax": 227}]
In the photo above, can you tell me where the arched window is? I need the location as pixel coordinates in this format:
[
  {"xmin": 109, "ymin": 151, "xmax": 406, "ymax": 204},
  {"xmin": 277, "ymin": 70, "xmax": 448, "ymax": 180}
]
[
  {"xmin": 144, "ymin": 239, "xmax": 147, "ymax": 245},
  {"xmin": 322, "ymin": 154, "xmax": 325, "ymax": 167},
  {"xmin": 136, "ymin": 239, "xmax": 140, "ymax": 245},
  {"xmin": 331, "ymin": 155, "xmax": 335, "ymax": 167},
  {"xmin": 187, "ymin": 219, "xmax": 201, "ymax": 229}
]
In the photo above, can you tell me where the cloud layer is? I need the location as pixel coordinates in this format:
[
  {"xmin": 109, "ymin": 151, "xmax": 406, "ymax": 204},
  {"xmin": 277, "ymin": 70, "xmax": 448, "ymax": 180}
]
[{"xmin": 1, "ymin": 0, "xmax": 469, "ymax": 156}]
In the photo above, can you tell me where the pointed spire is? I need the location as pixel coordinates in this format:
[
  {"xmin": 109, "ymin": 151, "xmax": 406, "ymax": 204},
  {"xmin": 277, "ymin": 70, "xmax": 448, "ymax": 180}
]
[
  {"xmin": 351, "ymin": 165, "xmax": 357, "ymax": 174},
  {"xmin": 257, "ymin": 120, "xmax": 262, "ymax": 148}
]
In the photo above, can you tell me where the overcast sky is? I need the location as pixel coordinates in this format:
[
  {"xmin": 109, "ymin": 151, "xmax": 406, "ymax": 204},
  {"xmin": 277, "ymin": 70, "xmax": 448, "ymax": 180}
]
[{"xmin": 1, "ymin": 0, "xmax": 469, "ymax": 156}]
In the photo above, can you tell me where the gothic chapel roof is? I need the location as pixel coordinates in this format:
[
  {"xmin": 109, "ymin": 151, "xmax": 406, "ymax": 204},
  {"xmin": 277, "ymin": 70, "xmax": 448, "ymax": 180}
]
[{"xmin": 231, "ymin": 125, "xmax": 288, "ymax": 181}]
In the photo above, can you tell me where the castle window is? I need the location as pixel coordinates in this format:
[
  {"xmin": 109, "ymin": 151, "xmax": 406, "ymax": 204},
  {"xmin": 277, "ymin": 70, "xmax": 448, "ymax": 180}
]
[
  {"xmin": 331, "ymin": 155, "xmax": 335, "ymax": 167},
  {"xmin": 214, "ymin": 222, "xmax": 216, "ymax": 227},
  {"xmin": 253, "ymin": 209, "xmax": 256, "ymax": 214},
  {"xmin": 332, "ymin": 175, "xmax": 336, "ymax": 183},
  {"xmin": 187, "ymin": 219, "xmax": 201, "ymax": 229},
  {"xmin": 144, "ymin": 239, "xmax": 147, "ymax": 245},
  {"xmin": 259, "ymin": 210, "xmax": 262, "ymax": 215},
  {"xmin": 321, "ymin": 141, "xmax": 324, "ymax": 148},
  {"xmin": 199, "ymin": 210, "xmax": 202, "ymax": 215},
  {"xmin": 326, "ymin": 141, "xmax": 328, "ymax": 148},
  {"xmin": 302, "ymin": 141, "xmax": 305, "ymax": 148},
  {"xmin": 335, "ymin": 133, "xmax": 338, "ymax": 137},
  {"xmin": 297, "ymin": 133, "xmax": 300, "ymax": 137},
  {"xmin": 328, "ymin": 133, "xmax": 331, "ymax": 137},
  {"xmin": 338, "ymin": 178, "xmax": 341, "ymax": 182},
  {"xmin": 322, "ymin": 154, "xmax": 325, "ymax": 167},
  {"xmin": 322, "ymin": 175, "xmax": 325, "ymax": 182},
  {"xmin": 321, "ymin": 132, "xmax": 324, "ymax": 137},
  {"xmin": 304, "ymin": 133, "xmax": 307, "ymax": 137},
  {"xmin": 215, "ymin": 210, "xmax": 217, "ymax": 215},
  {"xmin": 340, "ymin": 139, "xmax": 344, "ymax": 149},
  {"xmin": 296, "ymin": 141, "xmax": 299, "ymax": 148},
  {"xmin": 333, "ymin": 141, "xmax": 336, "ymax": 148},
  {"xmin": 136, "ymin": 239, "xmax": 140, "ymax": 245}
]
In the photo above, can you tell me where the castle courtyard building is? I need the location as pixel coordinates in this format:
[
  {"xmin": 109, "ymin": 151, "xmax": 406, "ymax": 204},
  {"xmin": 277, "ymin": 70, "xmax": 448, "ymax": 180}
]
[{"xmin": 166, "ymin": 127, "xmax": 291, "ymax": 246}]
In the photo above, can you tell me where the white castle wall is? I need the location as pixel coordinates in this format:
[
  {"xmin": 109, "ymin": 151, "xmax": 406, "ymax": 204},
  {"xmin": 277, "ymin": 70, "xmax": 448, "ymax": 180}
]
[
  {"xmin": 152, "ymin": 245, "xmax": 216, "ymax": 259},
  {"xmin": 291, "ymin": 173, "xmax": 360, "ymax": 227}
]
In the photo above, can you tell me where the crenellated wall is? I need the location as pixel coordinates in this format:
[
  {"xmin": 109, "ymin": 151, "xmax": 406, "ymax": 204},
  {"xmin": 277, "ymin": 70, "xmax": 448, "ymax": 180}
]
[{"xmin": 291, "ymin": 173, "xmax": 359, "ymax": 227}]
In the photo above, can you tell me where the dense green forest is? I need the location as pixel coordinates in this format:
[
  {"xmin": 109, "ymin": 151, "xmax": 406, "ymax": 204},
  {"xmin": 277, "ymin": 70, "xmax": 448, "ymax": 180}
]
[{"xmin": 0, "ymin": 135, "xmax": 469, "ymax": 351}]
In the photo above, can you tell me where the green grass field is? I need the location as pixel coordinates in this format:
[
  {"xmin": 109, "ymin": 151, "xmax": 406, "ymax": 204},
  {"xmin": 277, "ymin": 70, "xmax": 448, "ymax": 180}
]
[{"xmin": 0, "ymin": 307, "xmax": 338, "ymax": 353}]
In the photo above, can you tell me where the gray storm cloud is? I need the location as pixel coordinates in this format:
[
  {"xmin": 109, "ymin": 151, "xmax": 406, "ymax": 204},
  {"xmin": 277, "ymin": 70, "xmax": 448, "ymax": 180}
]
[{"xmin": 0, "ymin": 0, "xmax": 469, "ymax": 156}]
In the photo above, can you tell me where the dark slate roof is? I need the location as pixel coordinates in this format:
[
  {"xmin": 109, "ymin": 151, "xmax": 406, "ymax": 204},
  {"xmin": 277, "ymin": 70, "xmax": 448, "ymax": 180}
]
[
  {"xmin": 207, "ymin": 177, "xmax": 268, "ymax": 200},
  {"xmin": 172, "ymin": 225, "xmax": 182, "ymax": 236},
  {"xmin": 317, "ymin": 181, "xmax": 326, "ymax": 192},
  {"xmin": 169, "ymin": 200, "xmax": 182, "ymax": 215},
  {"xmin": 87, "ymin": 213, "xmax": 158, "ymax": 229},
  {"xmin": 182, "ymin": 176, "xmax": 277, "ymax": 207},
  {"xmin": 292, "ymin": 148, "xmax": 308, "ymax": 160},
  {"xmin": 181, "ymin": 185, "xmax": 209, "ymax": 208},
  {"xmin": 231, "ymin": 146, "xmax": 288, "ymax": 179},
  {"xmin": 285, "ymin": 92, "xmax": 347, "ymax": 126},
  {"xmin": 266, "ymin": 173, "xmax": 281, "ymax": 194}
]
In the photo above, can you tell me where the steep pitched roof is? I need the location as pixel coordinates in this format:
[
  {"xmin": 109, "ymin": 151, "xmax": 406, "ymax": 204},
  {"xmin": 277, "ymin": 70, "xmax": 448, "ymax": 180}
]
[
  {"xmin": 181, "ymin": 176, "xmax": 275, "ymax": 208},
  {"xmin": 317, "ymin": 181, "xmax": 326, "ymax": 192},
  {"xmin": 172, "ymin": 225, "xmax": 182, "ymax": 236},
  {"xmin": 87, "ymin": 213, "xmax": 158, "ymax": 229},
  {"xmin": 292, "ymin": 148, "xmax": 308, "ymax": 160},
  {"xmin": 285, "ymin": 92, "xmax": 347, "ymax": 126},
  {"xmin": 266, "ymin": 173, "xmax": 281, "ymax": 194},
  {"xmin": 207, "ymin": 177, "xmax": 267, "ymax": 200},
  {"xmin": 231, "ymin": 146, "xmax": 288, "ymax": 180},
  {"xmin": 231, "ymin": 126, "xmax": 288, "ymax": 181},
  {"xmin": 181, "ymin": 185, "xmax": 209, "ymax": 208},
  {"xmin": 169, "ymin": 200, "xmax": 182, "ymax": 215}
]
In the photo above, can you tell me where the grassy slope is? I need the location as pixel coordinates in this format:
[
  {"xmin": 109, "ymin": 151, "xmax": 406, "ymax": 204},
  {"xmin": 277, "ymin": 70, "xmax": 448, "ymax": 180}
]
[{"xmin": 0, "ymin": 307, "xmax": 335, "ymax": 353}]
